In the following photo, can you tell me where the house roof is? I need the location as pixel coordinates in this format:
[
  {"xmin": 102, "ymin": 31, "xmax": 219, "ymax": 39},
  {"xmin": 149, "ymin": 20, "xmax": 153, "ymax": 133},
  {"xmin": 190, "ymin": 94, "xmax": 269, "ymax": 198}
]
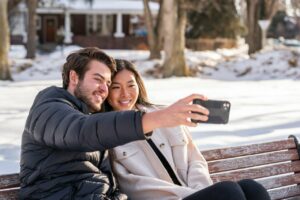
[{"xmin": 36, "ymin": 0, "xmax": 159, "ymax": 15}]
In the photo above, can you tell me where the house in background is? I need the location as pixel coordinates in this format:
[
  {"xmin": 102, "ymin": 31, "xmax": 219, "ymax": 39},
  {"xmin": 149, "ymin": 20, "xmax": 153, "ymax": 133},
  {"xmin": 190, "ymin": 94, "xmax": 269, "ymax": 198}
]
[{"xmin": 10, "ymin": 0, "xmax": 159, "ymax": 49}]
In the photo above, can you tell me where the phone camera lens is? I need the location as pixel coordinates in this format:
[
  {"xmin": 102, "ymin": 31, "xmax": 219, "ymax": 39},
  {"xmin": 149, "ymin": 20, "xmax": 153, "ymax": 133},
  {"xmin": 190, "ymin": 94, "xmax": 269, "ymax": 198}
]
[{"xmin": 223, "ymin": 103, "xmax": 230, "ymax": 110}]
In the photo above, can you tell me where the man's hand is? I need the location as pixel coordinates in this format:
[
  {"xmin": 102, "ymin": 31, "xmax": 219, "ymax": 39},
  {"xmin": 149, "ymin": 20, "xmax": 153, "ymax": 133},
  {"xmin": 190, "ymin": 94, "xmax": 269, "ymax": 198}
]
[{"xmin": 142, "ymin": 94, "xmax": 209, "ymax": 134}]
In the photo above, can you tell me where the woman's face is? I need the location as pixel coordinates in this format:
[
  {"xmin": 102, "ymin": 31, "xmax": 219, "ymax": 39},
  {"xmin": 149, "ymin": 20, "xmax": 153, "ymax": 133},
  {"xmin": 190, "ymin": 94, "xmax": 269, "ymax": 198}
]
[{"xmin": 108, "ymin": 69, "xmax": 139, "ymax": 111}]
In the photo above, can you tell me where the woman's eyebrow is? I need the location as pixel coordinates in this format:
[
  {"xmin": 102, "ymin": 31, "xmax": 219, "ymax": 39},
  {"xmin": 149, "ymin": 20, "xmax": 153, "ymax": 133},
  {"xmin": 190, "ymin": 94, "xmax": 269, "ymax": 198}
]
[
  {"xmin": 111, "ymin": 82, "xmax": 121, "ymax": 85},
  {"xmin": 112, "ymin": 79, "xmax": 135, "ymax": 84}
]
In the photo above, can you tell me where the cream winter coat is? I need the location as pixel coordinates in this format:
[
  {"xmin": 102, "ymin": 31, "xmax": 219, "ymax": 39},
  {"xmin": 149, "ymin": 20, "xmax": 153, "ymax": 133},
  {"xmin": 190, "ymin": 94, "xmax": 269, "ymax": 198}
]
[{"xmin": 111, "ymin": 110, "xmax": 213, "ymax": 200}]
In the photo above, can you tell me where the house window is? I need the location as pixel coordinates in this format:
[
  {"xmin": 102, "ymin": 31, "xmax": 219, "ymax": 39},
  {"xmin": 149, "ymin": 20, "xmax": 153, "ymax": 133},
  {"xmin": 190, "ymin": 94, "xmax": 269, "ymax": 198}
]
[
  {"xmin": 86, "ymin": 15, "xmax": 99, "ymax": 35},
  {"xmin": 97, "ymin": 15, "xmax": 102, "ymax": 34},
  {"xmin": 86, "ymin": 14, "xmax": 113, "ymax": 36},
  {"xmin": 106, "ymin": 15, "xmax": 113, "ymax": 35},
  {"xmin": 36, "ymin": 16, "xmax": 41, "ymax": 30}
]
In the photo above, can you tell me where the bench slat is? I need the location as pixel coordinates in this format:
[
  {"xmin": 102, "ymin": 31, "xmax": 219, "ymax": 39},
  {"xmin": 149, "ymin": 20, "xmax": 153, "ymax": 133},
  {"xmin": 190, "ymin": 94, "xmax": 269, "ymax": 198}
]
[
  {"xmin": 283, "ymin": 197, "xmax": 300, "ymax": 200},
  {"xmin": 211, "ymin": 160, "xmax": 300, "ymax": 182},
  {"xmin": 0, "ymin": 174, "xmax": 19, "ymax": 190},
  {"xmin": 257, "ymin": 173, "xmax": 300, "ymax": 190},
  {"xmin": 268, "ymin": 185, "xmax": 300, "ymax": 200},
  {"xmin": 208, "ymin": 149, "xmax": 299, "ymax": 173},
  {"xmin": 0, "ymin": 188, "xmax": 19, "ymax": 200},
  {"xmin": 202, "ymin": 138, "xmax": 296, "ymax": 161}
]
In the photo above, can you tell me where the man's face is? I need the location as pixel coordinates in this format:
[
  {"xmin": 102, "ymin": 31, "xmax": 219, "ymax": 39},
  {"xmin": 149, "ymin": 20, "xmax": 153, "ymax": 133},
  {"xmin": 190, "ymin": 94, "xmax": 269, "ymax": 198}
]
[{"xmin": 74, "ymin": 60, "xmax": 112, "ymax": 113}]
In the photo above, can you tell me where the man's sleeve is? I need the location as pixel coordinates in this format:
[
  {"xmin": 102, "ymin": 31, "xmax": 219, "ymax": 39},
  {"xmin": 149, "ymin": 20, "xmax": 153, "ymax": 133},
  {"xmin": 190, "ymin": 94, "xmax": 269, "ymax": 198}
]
[{"xmin": 27, "ymin": 101, "xmax": 146, "ymax": 151}]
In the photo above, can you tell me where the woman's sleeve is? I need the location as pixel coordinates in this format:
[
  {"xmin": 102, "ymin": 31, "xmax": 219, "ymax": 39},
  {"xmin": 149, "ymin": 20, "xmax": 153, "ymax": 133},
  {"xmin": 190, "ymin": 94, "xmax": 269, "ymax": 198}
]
[{"xmin": 183, "ymin": 126, "xmax": 213, "ymax": 190}]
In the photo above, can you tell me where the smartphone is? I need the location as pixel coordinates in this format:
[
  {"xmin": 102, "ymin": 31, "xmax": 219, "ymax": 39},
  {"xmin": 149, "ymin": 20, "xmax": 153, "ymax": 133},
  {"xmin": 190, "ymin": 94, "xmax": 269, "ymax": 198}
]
[{"xmin": 192, "ymin": 99, "xmax": 231, "ymax": 124}]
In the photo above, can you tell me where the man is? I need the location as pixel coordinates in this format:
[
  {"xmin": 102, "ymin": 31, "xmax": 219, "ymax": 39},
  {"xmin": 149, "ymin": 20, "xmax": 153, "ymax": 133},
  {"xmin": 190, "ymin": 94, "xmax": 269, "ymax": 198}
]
[{"xmin": 20, "ymin": 47, "xmax": 209, "ymax": 199}]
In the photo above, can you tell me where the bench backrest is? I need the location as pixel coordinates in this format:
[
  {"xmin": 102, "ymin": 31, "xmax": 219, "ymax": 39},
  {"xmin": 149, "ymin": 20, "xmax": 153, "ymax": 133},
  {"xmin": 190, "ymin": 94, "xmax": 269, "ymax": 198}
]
[
  {"xmin": 1, "ymin": 136, "xmax": 300, "ymax": 200},
  {"xmin": 201, "ymin": 135, "xmax": 300, "ymax": 200},
  {"xmin": 0, "ymin": 173, "xmax": 19, "ymax": 200}
]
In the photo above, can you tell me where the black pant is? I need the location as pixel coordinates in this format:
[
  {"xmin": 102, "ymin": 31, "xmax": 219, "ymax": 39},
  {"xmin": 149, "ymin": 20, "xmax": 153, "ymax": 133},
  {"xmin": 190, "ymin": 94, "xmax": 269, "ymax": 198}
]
[{"xmin": 183, "ymin": 179, "xmax": 271, "ymax": 200}]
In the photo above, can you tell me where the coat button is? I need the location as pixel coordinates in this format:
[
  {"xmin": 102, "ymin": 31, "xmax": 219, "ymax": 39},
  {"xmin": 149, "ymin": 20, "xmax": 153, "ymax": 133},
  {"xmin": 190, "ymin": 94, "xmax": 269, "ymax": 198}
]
[
  {"xmin": 123, "ymin": 152, "xmax": 127, "ymax": 156},
  {"xmin": 159, "ymin": 143, "xmax": 165, "ymax": 148}
]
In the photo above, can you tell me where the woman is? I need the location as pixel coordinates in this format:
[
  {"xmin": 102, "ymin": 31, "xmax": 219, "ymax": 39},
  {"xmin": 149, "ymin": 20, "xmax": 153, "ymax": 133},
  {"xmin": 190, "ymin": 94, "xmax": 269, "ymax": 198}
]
[{"xmin": 106, "ymin": 59, "xmax": 271, "ymax": 200}]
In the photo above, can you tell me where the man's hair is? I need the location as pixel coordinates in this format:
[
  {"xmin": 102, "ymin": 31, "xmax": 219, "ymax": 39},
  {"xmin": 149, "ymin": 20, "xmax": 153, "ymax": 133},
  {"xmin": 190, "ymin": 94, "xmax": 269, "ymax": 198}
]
[{"xmin": 62, "ymin": 47, "xmax": 116, "ymax": 89}]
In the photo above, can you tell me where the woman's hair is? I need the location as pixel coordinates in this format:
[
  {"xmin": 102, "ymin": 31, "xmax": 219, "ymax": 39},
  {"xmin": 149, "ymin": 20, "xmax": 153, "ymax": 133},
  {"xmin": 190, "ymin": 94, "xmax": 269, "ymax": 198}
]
[{"xmin": 104, "ymin": 59, "xmax": 152, "ymax": 111}]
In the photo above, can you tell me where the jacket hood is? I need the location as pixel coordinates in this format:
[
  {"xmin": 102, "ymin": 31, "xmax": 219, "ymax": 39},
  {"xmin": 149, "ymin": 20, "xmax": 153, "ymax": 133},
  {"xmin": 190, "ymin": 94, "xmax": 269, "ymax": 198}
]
[{"xmin": 32, "ymin": 86, "xmax": 89, "ymax": 114}]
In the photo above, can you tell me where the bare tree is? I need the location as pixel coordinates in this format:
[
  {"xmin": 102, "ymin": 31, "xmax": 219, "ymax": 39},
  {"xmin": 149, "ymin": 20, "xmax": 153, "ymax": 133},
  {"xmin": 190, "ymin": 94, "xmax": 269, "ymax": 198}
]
[
  {"xmin": 263, "ymin": 0, "xmax": 282, "ymax": 19},
  {"xmin": 147, "ymin": 0, "xmax": 243, "ymax": 76},
  {"xmin": 0, "ymin": 0, "xmax": 12, "ymax": 80},
  {"xmin": 246, "ymin": 0, "xmax": 283, "ymax": 54},
  {"xmin": 245, "ymin": 0, "xmax": 262, "ymax": 54},
  {"xmin": 143, "ymin": 0, "xmax": 163, "ymax": 59},
  {"xmin": 26, "ymin": 0, "xmax": 37, "ymax": 59},
  {"xmin": 162, "ymin": 0, "xmax": 189, "ymax": 77},
  {"xmin": 161, "ymin": 0, "xmax": 212, "ymax": 77}
]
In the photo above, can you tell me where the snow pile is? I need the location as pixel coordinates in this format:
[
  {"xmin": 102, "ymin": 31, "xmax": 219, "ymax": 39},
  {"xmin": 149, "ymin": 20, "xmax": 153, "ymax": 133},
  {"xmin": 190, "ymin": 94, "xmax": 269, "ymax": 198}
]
[
  {"xmin": 10, "ymin": 45, "xmax": 81, "ymax": 81},
  {"xmin": 186, "ymin": 45, "xmax": 300, "ymax": 80},
  {"xmin": 209, "ymin": 47, "xmax": 300, "ymax": 80},
  {"xmin": 9, "ymin": 43, "xmax": 300, "ymax": 81}
]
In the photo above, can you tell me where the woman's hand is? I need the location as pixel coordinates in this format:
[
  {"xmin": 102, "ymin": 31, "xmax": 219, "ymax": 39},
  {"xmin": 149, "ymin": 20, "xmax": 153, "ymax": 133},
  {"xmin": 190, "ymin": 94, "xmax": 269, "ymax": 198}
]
[{"xmin": 142, "ymin": 94, "xmax": 209, "ymax": 133}]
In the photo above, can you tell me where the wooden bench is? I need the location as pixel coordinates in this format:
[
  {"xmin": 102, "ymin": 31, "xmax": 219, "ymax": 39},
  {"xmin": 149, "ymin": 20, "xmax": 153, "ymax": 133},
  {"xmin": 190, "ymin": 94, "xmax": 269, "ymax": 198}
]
[
  {"xmin": 202, "ymin": 135, "xmax": 300, "ymax": 200},
  {"xmin": 1, "ymin": 135, "xmax": 300, "ymax": 200}
]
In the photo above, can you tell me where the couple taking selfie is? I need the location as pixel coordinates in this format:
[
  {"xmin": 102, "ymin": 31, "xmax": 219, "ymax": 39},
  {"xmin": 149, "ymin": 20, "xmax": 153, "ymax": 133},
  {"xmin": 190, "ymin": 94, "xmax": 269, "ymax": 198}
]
[{"xmin": 20, "ymin": 47, "xmax": 270, "ymax": 200}]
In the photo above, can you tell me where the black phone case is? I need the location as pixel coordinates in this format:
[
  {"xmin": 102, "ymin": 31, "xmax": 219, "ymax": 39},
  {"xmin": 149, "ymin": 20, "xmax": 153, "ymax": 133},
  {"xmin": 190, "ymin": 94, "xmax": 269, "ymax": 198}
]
[{"xmin": 192, "ymin": 99, "xmax": 231, "ymax": 124}]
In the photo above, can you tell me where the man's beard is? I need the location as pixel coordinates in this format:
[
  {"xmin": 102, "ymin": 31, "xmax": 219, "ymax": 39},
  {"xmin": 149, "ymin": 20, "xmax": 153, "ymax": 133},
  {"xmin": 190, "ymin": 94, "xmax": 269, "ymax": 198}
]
[{"xmin": 74, "ymin": 82, "xmax": 101, "ymax": 113}]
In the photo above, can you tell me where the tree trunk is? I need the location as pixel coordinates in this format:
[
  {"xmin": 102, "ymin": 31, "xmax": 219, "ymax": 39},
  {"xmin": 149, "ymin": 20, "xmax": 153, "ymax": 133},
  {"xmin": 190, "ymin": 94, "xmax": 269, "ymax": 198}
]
[
  {"xmin": 0, "ymin": 0, "xmax": 12, "ymax": 80},
  {"xmin": 246, "ymin": 0, "xmax": 262, "ymax": 54},
  {"xmin": 172, "ymin": 0, "xmax": 189, "ymax": 76},
  {"xmin": 263, "ymin": 0, "xmax": 279, "ymax": 19},
  {"xmin": 162, "ymin": 0, "xmax": 189, "ymax": 77},
  {"xmin": 143, "ymin": 0, "xmax": 162, "ymax": 59},
  {"xmin": 26, "ymin": 0, "xmax": 37, "ymax": 59},
  {"xmin": 156, "ymin": 1, "xmax": 164, "ymax": 56}
]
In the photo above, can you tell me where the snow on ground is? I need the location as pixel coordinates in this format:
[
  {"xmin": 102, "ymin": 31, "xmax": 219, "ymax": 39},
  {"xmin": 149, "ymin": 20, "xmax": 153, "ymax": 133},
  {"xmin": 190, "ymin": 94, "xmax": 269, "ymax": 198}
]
[{"xmin": 1, "ymin": 43, "xmax": 300, "ymax": 174}]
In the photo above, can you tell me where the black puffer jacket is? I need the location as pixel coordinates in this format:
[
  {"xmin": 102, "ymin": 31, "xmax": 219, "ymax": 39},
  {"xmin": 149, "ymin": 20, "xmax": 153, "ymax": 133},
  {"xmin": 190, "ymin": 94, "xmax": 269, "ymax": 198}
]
[{"xmin": 20, "ymin": 86, "xmax": 146, "ymax": 199}]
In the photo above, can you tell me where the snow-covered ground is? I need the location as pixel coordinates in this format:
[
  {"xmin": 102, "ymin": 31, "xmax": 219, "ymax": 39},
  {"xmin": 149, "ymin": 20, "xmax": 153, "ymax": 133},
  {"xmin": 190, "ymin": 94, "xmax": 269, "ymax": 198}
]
[{"xmin": 1, "ymin": 43, "xmax": 300, "ymax": 174}]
